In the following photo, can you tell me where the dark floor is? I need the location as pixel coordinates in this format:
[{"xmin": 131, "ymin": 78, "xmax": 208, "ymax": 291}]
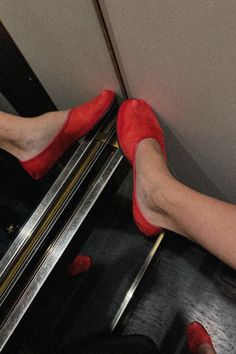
[
  {"xmin": 3, "ymin": 170, "xmax": 236, "ymax": 354},
  {"xmin": 122, "ymin": 234, "xmax": 236, "ymax": 354}
]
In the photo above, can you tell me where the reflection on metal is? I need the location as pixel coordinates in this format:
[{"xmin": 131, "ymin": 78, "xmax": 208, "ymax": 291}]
[
  {"xmin": 0, "ymin": 100, "xmax": 118, "ymax": 301},
  {"xmin": 97, "ymin": 130, "xmax": 119, "ymax": 148},
  {"xmin": 0, "ymin": 149, "xmax": 123, "ymax": 352},
  {"xmin": 111, "ymin": 232, "xmax": 165, "ymax": 331}
]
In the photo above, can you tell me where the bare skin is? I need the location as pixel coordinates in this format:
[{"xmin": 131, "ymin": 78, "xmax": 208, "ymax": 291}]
[
  {"xmin": 0, "ymin": 110, "xmax": 69, "ymax": 160},
  {"xmin": 136, "ymin": 138, "xmax": 236, "ymax": 270},
  {"xmin": 198, "ymin": 343, "xmax": 216, "ymax": 354},
  {"xmin": 1, "ymin": 110, "xmax": 235, "ymax": 271}
]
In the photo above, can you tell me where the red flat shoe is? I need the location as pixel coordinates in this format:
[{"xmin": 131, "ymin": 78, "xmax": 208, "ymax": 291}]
[
  {"xmin": 20, "ymin": 90, "xmax": 116, "ymax": 179},
  {"xmin": 187, "ymin": 321, "xmax": 215, "ymax": 354},
  {"xmin": 68, "ymin": 255, "xmax": 93, "ymax": 276},
  {"xmin": 117, "ymin": 99, "xmax": 166, "ymax": 237}
]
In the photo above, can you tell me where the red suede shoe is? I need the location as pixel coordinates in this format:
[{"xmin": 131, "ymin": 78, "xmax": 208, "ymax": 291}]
[
  {"xmin": 68, "ymin": 255, "xmax": 93, "ymax": 276},
  {"xmin": 187, "ymin": 321, "xmax": 215, "ymax": 354},
  {"xmin": 117, "ymin": 99, "xmax": 166, "ymax": 237},
  {"xmin": 20, "ymin": 90, "xmax": 116, "ymax": 179}
]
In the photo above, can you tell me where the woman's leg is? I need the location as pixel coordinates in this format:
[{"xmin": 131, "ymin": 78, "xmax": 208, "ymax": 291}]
[
  {"xmin": 0, "ymin": 110, "xmax": 68, "ymax": 160},
  {"xmin": 135, "ymin": 138, "xmax": 236, "ymax": 269},
  {"xmin": 0, "ymin": 90, "xmax": 115, "ymax": 178}
]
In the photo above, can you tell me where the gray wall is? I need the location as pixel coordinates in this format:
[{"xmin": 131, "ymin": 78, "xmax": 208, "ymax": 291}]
[
  {"xmin": 0, "ymin": 0, "xmax": 121, "ymax": 109},
  {"xmin": 101, "ymin": 0, "xmax": 236, "ymax": 203}
]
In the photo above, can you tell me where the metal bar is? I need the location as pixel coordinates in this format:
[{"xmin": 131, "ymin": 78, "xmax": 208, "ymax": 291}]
[
  {"xmin": 111, "ymin": 232, "xmax": 165, "ymax": 331},
  {"xmin": 0, "ymin": 149, "xmax": 123, "ymax": 352},
  {"xmin": 0, "ymin": 125, "xmax": 117, "ymax": 303},
  {"xmin": 0, "ymin": 101, "xmax": 116, "ymax": 282}
]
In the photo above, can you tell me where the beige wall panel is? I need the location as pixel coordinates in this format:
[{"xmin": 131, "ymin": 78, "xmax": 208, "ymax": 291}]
[
  {"xmin": 102, "ymin": 0, "xmax": 236, "ymax": 202},
  {"xmin": 0, "ymin": 0, "xmax": 120, "ymax": 109}
]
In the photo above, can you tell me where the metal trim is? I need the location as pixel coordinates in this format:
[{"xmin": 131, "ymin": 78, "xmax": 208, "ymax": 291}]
[
  {"xmin": 93, "ymin": 0, "xmax": 128, "ymax": 99},
  {"xmin": 111, "ymin": 232, "xmax": 165, "ymax": 331},
  {"xmin": 0, "ymin": 149, "xmax": 123, "ymax": 352},
  {"xmin": 0, "ymin": 101, "xmax": 117, "ymax": 282},
  {"xmin": 0, "ymin": 130, "xmax": 118, "ymax": 304}
]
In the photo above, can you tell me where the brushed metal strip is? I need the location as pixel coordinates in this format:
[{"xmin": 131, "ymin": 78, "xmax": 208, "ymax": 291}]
[
  {"xmin": 0, "ymin": 139, "xmax": 88, "ymax": 278},
  {"xmin": 0, "ymin": 102, "xmax": 116, "ymax": 281},
  {"xmin": 0, "ymin": 149, "xmax": 123, "ymax": 352},
  {"xmin": 0, "ymin": 125, "xmax": 117, "ymax": 303},
  {"xmin": 0, "ymin": 141, "xmax": 100, "ymax": 303},
  {"xmin": 111, "ymin": 232, "xmax": 165, "ymax": 331}
]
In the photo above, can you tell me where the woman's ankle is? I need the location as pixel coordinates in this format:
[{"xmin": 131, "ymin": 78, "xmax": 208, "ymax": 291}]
[
  {"xmin": 135, "ymin": 138, "xmax": 179, "ymax": 228},
  {"xmin": 6, "ymin": 110, "xmax": 69, "ymax": 160}
]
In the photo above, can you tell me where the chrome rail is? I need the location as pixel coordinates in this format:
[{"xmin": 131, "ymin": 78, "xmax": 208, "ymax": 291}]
[
  {"xmin": 0, "ymin": 124, "xmax": 117, "ymax": 304},
  {"xmin": 111, "ymin": 232, "xmax": 165, "ymax": 331},
  {"xmin": 0, "ymin": 102, "xmax": 116, "ymax": 282},
  {"xmin": 0, "ymin": 148, "xmax": 123, "ymax": 352}
]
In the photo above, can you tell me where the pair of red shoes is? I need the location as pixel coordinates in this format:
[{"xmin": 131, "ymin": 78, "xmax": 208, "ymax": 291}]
[
  {"xmin": 19, "ymin": 90, "xmax": 165, "ymax": 237},
  {"xmin": 21, "ymin": 92, "xmax": 216, "ymax": 354}
]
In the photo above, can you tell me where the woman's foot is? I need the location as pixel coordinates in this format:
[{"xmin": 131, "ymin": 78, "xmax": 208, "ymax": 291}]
[
  {"xmin": 117, "ymin": 99, "xmax": 166, "ymax": 236},
  {"xmin": 187, "ymin": 322, "xmax": 216, "ymax": 354},
  {"xmin": 117, "ymin": 98, "xmax": 192, "ymax": 237},
  {"xmin": 9, "ymin": 90, "xmax": 116, "ymax": 179},
  {"xmin": 135, "ymin": 138, "xmax": 170, "ymax": 227},
  {"xmin": 8, "ymin": 110, "xmax": 69, "ymax": 161}
]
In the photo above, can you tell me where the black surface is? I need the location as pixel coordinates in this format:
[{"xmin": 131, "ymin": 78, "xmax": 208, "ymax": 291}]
[
  {"xmin": 63, "ymin": 334, "xmax": 159, "ymax": 354},
  {"xmin": 121, "ymin": 234, "xmax": 236, "ymax": 354},
  {"xmin": 2, "ymin": 173, "xmax": 155, "ymax": 353},
  {"xmin": 0, "ymin": 149, "xmax": 63, "ymax": 260},
  {"xmin": 0, "ymin": 21, "xmax": 56, "ymax": 116},
  {"xmin": 2, "ymin": 170, "xmax": 236, "ymax": 354}
]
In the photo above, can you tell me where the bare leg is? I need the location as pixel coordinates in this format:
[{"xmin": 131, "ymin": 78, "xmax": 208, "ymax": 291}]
[
  {"xmin": 0, "ymin": 110, "xmax": 68, "ymax": 160},
  {"xmin": 136, "ymin": 138, "xmax": 236, "ymax": 269},
  {"xmin": 198, "ymin": 343, "xmax": 216, "ymax": 354},
  {"xmin": 0, "ymin": 90, "xmax": 115, "ymax": 179}
]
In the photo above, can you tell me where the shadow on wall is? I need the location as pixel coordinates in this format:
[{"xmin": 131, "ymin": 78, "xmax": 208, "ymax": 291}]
[{"xmin": 160, "ymin": 118, "xmax": 225, "ymax": 201}]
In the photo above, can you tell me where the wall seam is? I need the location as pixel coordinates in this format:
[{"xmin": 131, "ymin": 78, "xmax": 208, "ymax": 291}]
[{"xmin": 92, "ymin": 0, "xmax": 129, "ymax": 99}]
